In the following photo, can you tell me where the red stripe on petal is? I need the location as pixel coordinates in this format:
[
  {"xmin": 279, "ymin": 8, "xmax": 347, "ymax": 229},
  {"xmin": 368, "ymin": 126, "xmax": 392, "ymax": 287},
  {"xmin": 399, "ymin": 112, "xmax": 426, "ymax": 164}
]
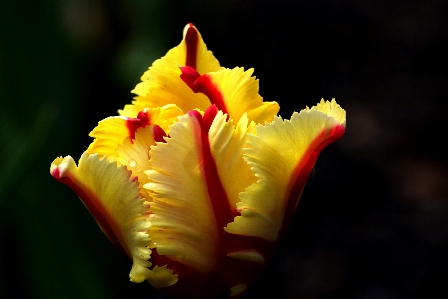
[
  {"xmin": 152, "ymin": 124, "xmax": 167, "ymax": 143},
  {"xmin": 125, "ymin": 110, "xmax": 151, "ymax": 142},
  {"xmin": 188, "ymin": 110, "xmax": 236, "ymax": 230},
  {"xmin": 179, "ymin": 67, "xmax": 229, "ymax": 116},
  {"xmin": 193, "ymin": 74, "xmax": 229, "ymax": 115},
  {"xmin": 180, "ymin": 66, "xmax": 201, "ymax": 89},
  {"xmin": 203, "ymin": 104, "xmax": 219, "ymax": 133},
  {"xmin": 281, "ymin": 123, "xmax": 346, "ymax": 238},
  {"xmin": 185, "ymin": 24, "xmax": 198, "ymax": 69}
]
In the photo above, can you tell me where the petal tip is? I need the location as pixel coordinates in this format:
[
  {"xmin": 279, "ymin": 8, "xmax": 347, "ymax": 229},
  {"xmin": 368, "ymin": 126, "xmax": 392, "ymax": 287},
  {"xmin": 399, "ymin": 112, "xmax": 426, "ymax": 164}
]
[
  {"xmin": 183, "ymin": 23, "xmax": 197, "ymax": 37},
  {"xmin": 50, "ymin": 156, "xmax": 75, "ymax": 181}
]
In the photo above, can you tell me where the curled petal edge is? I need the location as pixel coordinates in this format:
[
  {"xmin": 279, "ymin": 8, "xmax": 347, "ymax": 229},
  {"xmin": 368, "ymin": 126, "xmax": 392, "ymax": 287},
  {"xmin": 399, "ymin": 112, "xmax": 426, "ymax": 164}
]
[
  {"xmin": 50, "ymin": 154, "xmax": 177, "ymax": 288},
  {"xmin": 225, "ymin": 99, "xmax": 346, "ymax": 241},
  {"xmin": 180, "ymin": 66, "xmax": 280, "ymax": 124}
]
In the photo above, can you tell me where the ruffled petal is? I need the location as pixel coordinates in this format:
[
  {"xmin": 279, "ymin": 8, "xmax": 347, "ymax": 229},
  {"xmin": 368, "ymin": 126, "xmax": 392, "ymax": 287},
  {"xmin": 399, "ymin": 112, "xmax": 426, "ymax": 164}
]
[
  {"xmin": 208, "ymin": 111, "xmax": 257, "ymax": 209},
  {"xmin": 122, "ymin": 24, "xmax": 221, "ymax": 117},
  {"xmin": 144, "ymin": 112, "xmax": 221, "ymax": 274},
  {"xmin": 180, "ymin": 67, "xmax": 279, "ymax": 124},
  {"xmin": 86, "ymin": 116, "xmax": 130, "ymax": 159},
  {"xmin": 50, "ymin": 154, "xmax": 177, "ymax": 287},
  {"xmin": 225, "ymin": 99, "xmax": 346, "ymax": 241},
  {"xmin": 87, "ymin": 105, "xmax": 183, "ymax": 159},
  {"xmin": 128, "ymin": 76, "xmax": 210, "ymax": 118},
  {"xmin": 114, "ymin": 127, "xmax": 156, "ymax": 199},
  {"xmin": 145, "ymin": 109, "xmax": 275, "ymax": 277},
  {"xmin": 50, "ymin": 22, "xmax": 348, "ymax": 299}
]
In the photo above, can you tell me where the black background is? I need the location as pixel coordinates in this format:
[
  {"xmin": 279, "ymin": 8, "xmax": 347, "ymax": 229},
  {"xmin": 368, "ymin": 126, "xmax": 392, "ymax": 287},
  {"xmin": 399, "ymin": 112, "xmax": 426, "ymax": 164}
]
[{"xmin": 1, "ymin": 1, "xmax": 447, "ymax": 298}]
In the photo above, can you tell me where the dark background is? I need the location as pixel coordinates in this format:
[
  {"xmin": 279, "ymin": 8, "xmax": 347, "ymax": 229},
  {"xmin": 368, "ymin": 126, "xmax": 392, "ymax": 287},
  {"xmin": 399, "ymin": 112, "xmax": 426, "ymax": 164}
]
[{"xmin": 1, "ymin": 0, "xmax": 447, "ymax": 298}]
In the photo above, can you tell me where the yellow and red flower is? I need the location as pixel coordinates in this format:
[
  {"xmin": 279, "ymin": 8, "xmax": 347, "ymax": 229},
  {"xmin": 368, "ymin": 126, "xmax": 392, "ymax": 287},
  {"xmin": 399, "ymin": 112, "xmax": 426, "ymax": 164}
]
[{"xmin": 50, "ymin": 24, "xmax": 346, "ymax": 299}]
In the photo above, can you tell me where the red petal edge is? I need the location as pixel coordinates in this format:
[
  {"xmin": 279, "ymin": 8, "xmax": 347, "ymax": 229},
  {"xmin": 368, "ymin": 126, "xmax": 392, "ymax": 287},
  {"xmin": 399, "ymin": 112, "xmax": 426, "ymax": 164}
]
[{"xmin": 280, "ymin": 123, "xmax": 346, "ymax": 238}]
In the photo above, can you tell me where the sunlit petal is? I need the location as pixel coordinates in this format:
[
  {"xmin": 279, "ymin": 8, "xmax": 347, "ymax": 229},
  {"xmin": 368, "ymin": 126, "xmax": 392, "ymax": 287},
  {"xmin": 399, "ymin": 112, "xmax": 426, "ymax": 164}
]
[
  {"xmin": 86, "ymin": 116, "xmax": 130, "ymax": 159},
  {"xmin": 121, "ymin": 24, "xmax": 221, "ymax": 117},
  {"xmin": 208, "ymin": 111, "xmax": 257, "ymax": 209},
  {"xmin": 144, "ymin": 109, "xmax": 278, "ymax": 294},
  {"xmin": 146, "ymin": 23, "xmax": 220, "ymax": 77},
  {"xmin": 144, "ymin": 112, "xmax": 221, "ymax": 273},
  {"xmin": 50, "ymin": 154, "xmax": 177, "ymax": 287},
  {"xmin": 87, "ymin": 105, "xmax": 183, "ymax": 159},
  {"xmin": 225, "ymin": 99, "xmax": 346, "ymax": 241},
  {"xmin": 180, "ymin": 67, "xmax": 280, "ymax": 124},
  {"xmin": 114, "ymin": 127, "xmax": 156, "ymax": 199}
]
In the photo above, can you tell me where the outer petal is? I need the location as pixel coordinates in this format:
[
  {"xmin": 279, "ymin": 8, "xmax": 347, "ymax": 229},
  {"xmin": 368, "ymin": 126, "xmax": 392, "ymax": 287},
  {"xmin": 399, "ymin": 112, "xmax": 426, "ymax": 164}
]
[
  {"xmin": 225, "ymin": 99, "xmax": 346, "ymax": 241},
  {"xmin": 121, "ymin": 24, "xmax": 221, "ymax": 117},
  {"xmin": 144, "ymin": 23, "xmax": 220, "ymax": 78},
  {"xmin": 50, "ymin": 154, "xmax": 177, "ymax": 287},
  {"xmin": 169, "ymin": 23, "xmax": 221, "ymax": 74},
  {"xmin": 144, "ymin": 109, "xmax": 276, "ymax": 298},
  {"xmin": 144, "ymin": 112, "xmax": 221, "ymax": 274},
  {"xmin": 180, "ymin": 67, "xmax": 280, "ymax": 124}
]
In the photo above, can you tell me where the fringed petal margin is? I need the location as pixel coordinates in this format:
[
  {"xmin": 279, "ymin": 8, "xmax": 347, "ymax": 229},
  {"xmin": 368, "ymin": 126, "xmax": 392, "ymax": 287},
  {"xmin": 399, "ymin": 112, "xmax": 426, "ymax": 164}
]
[
  {"xmin": 208, "ymin": 111, "xmax": 257, "ymax": 210},
  {"xmin": 87, "ymin": 105, "xmax": 183, "ymax": 160},
  {"xmin": 127, "ymin": 71, "xmax": 211, "ymax": 117},
  {"xmin": 86, "ymin": 117, "xmax": 130, "ymax": 159},
  {"xmin": 180, "ymin": 67, "xmax": 280, "ymax": 124},
  {"xmin": 50, "ymin": 154, "xmax": 177, "ymax": 288},
  {"xmin": 145, "ymin": 109, "xmax": 274, "ymax": 295},
  {"xmin": 225, "ymin": 99, "xmax": 346, "ymax": 241},
  {"xmin": 144, "ymin": 113, "xmax": 221, "ymax": 274},
  {"xmin": 114, "ymin": 127, "xmax": 156, "ymax": 199}
]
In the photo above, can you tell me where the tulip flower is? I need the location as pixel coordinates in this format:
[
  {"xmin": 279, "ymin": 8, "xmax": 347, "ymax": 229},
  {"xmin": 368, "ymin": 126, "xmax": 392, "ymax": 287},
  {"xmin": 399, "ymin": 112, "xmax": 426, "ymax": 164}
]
[{"xmin": 50, "ymin": 24, "xmax": 346, "ymax": 299}]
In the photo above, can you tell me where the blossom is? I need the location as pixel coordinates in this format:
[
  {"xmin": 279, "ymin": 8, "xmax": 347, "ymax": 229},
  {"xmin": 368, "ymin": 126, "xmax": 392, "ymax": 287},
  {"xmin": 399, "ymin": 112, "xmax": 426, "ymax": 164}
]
[{"xmin": 50, "ymin": 24, "xmax": 346, "ymax": 299}]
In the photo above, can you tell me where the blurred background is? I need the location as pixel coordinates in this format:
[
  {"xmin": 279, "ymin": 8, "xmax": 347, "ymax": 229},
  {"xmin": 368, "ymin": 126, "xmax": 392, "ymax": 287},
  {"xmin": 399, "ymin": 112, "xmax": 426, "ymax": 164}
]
[{"xmin": 1, "ymin": 0, "xmax": 447, "ymax": 298}]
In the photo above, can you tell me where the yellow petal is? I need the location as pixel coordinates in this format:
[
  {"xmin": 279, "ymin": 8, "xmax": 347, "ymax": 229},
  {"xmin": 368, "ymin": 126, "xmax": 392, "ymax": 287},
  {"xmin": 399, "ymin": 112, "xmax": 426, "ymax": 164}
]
[
  {"xmin": 128, "ymin": 75, "xmax": 210, "ymax": 117},
  {"xmin": 208, "ymin": 111, "xmax": 257, "ymax": 209},
  {"xmin": 180, "ymin": 67, "xmax": 280, "ymax": 124},
  {"xmin": 176, "ymin": 23, "xmax": 221, "ymax": 74},
  {"xmin": 86, "ymin": 116, "xmax": 130, "ymax": 159},
  {"xmin": 144, "ymin": 112, "xmax": 221, "ymax": 273},
  {"xmin": 114, "ymin": 127, "xmax": 156, "ymax": 199},
  {"xmin": 225, "ymin": 99, "xmax": 346, "ymax": 241},
  {"xmin": 146, "ymin": 23, "xmax": 220, "ymax": 78},
  {"xmin": 145, "ymin": 107, "xmax": 276, "ymax": 275},
  {"xmin": 50, "ymin": 154, "xmax": 177, "ymax": 287},
  {"xmin": 122, "ymin": 24, "xmax": 221, "ymax": 117},
  {"xmin": 87, "ymin": 105, "xmax": 183, "ymax": 159}
]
